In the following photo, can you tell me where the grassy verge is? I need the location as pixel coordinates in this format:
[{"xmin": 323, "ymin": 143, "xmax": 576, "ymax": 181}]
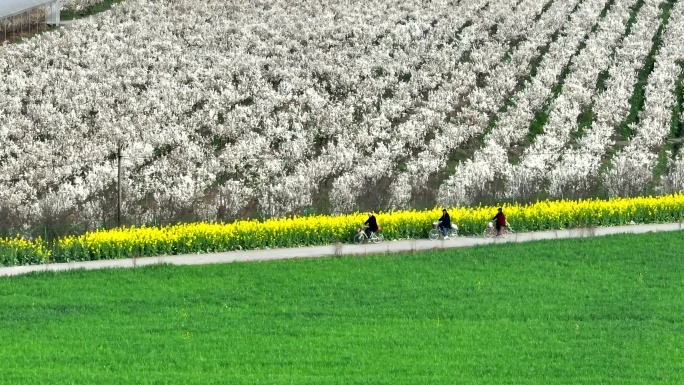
[
  {"xmin": 61, "ymin": 0, "xmax": 126, "ymax": 21},
  {"xmin": 1, "ymin": 232, "xmax": 683, "ymax": 384}
]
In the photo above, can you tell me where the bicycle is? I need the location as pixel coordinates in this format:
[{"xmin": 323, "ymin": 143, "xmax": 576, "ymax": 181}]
[
  {"xmin": 353, "ymin": 226, "xmax": 384, "ymax": 244},
  {"xmin": 429, "ymin": 221, "xmax": 458, "ymax": 240},
  {"xmin": 483, "ymin": 221, "xmax": 514, "ymax": 239}
]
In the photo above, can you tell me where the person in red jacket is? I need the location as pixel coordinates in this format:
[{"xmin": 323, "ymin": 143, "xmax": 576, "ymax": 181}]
[{"xmin": 492, "ymin": 207, "xmax": 506, "ymax": 236}]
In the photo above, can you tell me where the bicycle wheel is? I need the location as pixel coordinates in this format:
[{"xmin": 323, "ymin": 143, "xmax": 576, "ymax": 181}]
[
  {"xmin": 501, "ymin": 227, "xmax": 511, "ymax": 238},
  {"xmin": 353, "ymin": 232, "xmax": 365, "ymax": 244},
  {"xmin": 448, "ymin": 228, "xmax": 458, "ymax": 238},
  {"xmin": 483, "ymin": 228, "xmax": 493, "ymax": 239},
  {"xmin": 372, "ymin": 233, "xmax": 384, "ymax": 244},
  {"xmin": 429, "ymin": 229, "xmax": 440, "ymax": 240}
]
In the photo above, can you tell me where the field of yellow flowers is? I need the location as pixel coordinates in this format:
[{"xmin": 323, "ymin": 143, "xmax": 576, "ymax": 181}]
[{"xmin": 3, "ymin": 194, "xmax": 684, "ymax": 266}]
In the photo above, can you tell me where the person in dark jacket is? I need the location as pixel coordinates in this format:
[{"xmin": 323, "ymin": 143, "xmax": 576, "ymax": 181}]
[
  {"xmin": 492, "ymin": 207, "xmax": 506, "ymax": 236},
  {"xmin": 364, "ymin": 212, "xmax": 378, "ymax": 238},
  {"xmin": 438, "ymin": 208, "xmax": 451, "ymax": 239}
]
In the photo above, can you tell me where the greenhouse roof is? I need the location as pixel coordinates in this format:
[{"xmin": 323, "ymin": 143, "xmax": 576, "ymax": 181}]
[{"xmin": 0, "ymin": 0, "xmax": 58, "ymax": 19}]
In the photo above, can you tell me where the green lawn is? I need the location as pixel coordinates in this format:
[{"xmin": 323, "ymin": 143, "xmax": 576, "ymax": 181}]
[{"xmin": 1, "ymin": 232, "xmax": 683, "ymax": 384}]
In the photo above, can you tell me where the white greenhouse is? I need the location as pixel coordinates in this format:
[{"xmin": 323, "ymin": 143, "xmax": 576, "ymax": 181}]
[{"xmin": 1, "ymin": 0, "xmax": 61, "ymax": 41}]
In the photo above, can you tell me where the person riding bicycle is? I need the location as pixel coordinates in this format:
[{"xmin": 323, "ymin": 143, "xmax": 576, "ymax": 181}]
[
  {"xmin": 438, "ymin": 208, "xmax": 451, "ymax": 239},
  {"xmin": 492, "ymin": 207, "xmax": 506, "ymax": 236},
  {"xmin": 364, "ymin": 212, "xmax": 379, "ymax": 238}
]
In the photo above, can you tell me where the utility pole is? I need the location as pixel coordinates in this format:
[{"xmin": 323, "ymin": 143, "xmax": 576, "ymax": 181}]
[{"xmin": 117, "ymin": 146, "xmax": 122, "ymax": 227}]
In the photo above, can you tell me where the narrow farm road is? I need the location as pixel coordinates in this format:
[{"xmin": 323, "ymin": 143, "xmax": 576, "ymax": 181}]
[{"xmin": 1, "ymin": 222, "xmax": 682, "ymax": 277}]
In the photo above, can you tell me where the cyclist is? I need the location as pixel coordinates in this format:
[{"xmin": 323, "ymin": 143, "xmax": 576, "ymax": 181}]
[
  {"xmin": 438, "ymin": 208, "xmax": 451, "ymax": 239},
  {"xmin": 364, "ymin": 211, "xmax": 378, "ymax": 238},
  {"xmin": 492, "ymin": 207, "xmax": 506, "ymax": 236}
]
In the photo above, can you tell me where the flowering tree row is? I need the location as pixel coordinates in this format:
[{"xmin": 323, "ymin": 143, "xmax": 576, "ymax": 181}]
[
  {"xmin": 390, "ymin": 0, "xmax": 579, "ymax": 207},
  {"xmin": 3, "ymin": 0, "xmax": 549, "ymax": 230},
  {"xmin": 438, "ymin": 0, "xmax": 684, "ymax": 205},
  {"xmin": 512, "ymin": 0, "xmax": 641, "ymax": 196},
  {"xmin": 438, "ymin": 0, "xmax": 614, "ymax": 205},
  {"xmin": 667, "ymin": 108, "xmax": 684, "ymax": 190},
  {"xmin": 552, "ymin": 0, "xmax": 666, "ymax": 196},
  {"xmin": 604, "ymin": 0, "xmax": 684, "ymax": 197},
  {"xmin": 266, "ymin": 0, "xmax": 494, "ymax": 213},
  {"xmin": 329, "ymin": 0, "xmax": 525, "ymax": 211},
  {"xmin": 3, "ymin": 0, "xmax": 684, "ymax": 234}
]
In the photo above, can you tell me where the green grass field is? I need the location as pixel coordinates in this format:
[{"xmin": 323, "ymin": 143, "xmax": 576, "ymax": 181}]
[{"xmin": 1, "ymin": 232, "xmax": 683, "ymax": 384}]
